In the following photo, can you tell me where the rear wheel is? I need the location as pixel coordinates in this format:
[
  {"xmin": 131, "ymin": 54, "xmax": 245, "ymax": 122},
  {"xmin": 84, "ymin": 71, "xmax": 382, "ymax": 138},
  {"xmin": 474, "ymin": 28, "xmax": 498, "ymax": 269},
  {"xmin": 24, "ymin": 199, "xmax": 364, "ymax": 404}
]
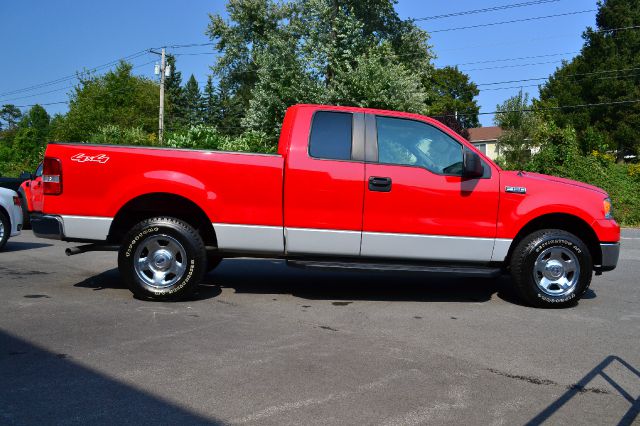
[
  {"xmin": 118, "ymin": 217, "xmax": 206, "ymax": 301},
  {"xmin": 510, "ymin": 229, "xmax": 592, "ymax": 308},
  {"xmin": 0, "ymin": 211, "xmax": 9, "ymax": 251}
]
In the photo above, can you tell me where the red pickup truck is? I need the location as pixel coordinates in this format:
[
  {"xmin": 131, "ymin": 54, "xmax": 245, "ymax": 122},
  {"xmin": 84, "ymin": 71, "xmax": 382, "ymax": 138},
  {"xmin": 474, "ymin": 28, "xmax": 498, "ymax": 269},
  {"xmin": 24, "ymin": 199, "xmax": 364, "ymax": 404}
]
[{"xmin": 32, "ymin": 104, "xmax": 620, "ymax": 308}]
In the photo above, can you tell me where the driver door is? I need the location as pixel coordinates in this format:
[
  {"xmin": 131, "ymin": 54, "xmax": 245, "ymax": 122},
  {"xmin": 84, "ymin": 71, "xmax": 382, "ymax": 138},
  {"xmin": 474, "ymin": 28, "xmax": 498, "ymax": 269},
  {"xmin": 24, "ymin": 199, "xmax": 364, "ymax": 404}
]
[{"xmin": 361, "ymin": 114, "xmax": 500, "ymax": 262}]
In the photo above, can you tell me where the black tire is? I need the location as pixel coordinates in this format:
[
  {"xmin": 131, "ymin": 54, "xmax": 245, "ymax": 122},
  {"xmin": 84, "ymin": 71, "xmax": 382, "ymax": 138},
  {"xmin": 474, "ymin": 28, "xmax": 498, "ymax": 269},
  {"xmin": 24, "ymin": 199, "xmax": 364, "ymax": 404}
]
[
  {"xmin": 510, "ymin": 229, "xmax": 592, "ymax": 308},
  {"xmin": 0, "ymin": 210, "xmax": 9, "ymax": 251},
  {"xmin": 206, "ymin": 253, "xmax": 223, "ymax": 272},
  {"xmin": 117, "ymin": 217, "xmax": 206, "ymax": 301},
  {"xmin": 17, "ymin": 188, "xmax": 30, "ymax": 230}
]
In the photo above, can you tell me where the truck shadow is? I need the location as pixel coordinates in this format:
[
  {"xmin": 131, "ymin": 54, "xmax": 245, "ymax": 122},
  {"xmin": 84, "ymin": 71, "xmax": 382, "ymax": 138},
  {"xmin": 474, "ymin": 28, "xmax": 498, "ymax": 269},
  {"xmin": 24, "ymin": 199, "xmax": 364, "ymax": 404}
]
[
  {"xmin": 74, "ymin": 258, "xmax": 596, "ymax": 305},
  {"xmin": 3, "ymin": 241, "xmax": 53, "ymax": 252},
  {"xmin": 204, "ymin": 258, "xmax": 522, "ymax": 304}
]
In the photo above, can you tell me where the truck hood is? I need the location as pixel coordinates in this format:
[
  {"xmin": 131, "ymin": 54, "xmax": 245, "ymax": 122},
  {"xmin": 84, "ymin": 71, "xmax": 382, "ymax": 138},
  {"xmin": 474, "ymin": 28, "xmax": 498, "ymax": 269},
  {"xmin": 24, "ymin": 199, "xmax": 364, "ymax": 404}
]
[{"xmin": 500, "ymin": 171, "xmax": 608, "ymax": 196}]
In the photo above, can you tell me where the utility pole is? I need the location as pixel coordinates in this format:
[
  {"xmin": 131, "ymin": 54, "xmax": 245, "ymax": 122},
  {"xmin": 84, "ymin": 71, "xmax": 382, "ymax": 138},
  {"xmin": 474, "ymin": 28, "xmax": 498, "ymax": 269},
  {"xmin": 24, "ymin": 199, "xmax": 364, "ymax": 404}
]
[
  {"xmin": 152, "ymin": 48, "xmax": 168, "ymax": 144},
  {"xmin": 158, "ymin": 48, "xmax": 166, "ymax": 144}
]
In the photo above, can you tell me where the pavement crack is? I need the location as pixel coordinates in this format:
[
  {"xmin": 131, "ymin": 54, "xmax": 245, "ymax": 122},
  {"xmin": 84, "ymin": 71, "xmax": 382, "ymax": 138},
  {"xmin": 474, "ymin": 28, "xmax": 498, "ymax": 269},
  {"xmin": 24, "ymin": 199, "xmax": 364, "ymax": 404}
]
[
  {"xmin": 486, "ymin": 368, "xmax": 612, "ymax": 395},
  {"xmin": 487, "ymin": 368, "xmax": 556, "ymax": 386}
]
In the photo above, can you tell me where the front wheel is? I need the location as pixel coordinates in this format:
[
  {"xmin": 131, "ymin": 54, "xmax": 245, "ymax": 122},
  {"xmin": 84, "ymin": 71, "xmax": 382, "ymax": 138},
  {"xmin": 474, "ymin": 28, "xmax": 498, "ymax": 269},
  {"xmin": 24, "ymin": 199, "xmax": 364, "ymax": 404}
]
[
  {"xmin": 118, "ymin": 217, "xmax": 206, "ymax": 301},
  {"xmin": 510, "ymin": 229, "xmax": 592, "ymax": 308}
]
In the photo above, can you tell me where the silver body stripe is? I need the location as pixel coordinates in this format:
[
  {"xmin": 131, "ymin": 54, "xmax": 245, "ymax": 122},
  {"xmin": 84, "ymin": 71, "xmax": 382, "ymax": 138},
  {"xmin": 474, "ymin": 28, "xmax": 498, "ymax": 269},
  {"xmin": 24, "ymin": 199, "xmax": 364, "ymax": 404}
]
[
  {"xmin": 212, "ymin": 223, "xmax": 513, "ymax": 261},
  {"xmin": 361, "ymin": 232, "xmax": 498, "ymax": 262},
  {"xmin": 60, "ymin": 215, "xmax": 113, "ymax": 240},
  {"xmin": 213, "ymin": 223, "xmax": 284, "ymax": 253},
  {"xmin": 491, "ymin": 238, "xmax": 512, "ymax": 262},
  {"xmin": 286, "ymin": 228, "xmax": 361, "ymax": 256},
  {"xmin": 57, "ymin": 215, "xmax": 513, "ymax": 261}
]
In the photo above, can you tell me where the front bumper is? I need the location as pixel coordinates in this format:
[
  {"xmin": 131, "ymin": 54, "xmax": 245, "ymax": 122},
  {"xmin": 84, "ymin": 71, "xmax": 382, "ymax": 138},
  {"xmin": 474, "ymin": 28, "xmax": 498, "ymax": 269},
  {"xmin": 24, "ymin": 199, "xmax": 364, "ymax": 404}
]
[
  {"xmin": 598, "ymin": 242, "xmax": 620, "ymax": 272},
  {"xmin": 31, "ymin": 214, "xmax": 63, "ymax": 240}
]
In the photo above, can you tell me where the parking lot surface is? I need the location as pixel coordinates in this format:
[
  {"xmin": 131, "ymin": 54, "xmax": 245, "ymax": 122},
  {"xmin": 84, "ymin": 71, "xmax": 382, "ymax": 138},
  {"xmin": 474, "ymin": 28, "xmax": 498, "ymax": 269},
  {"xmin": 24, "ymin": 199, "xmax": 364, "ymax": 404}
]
[{"xmin": 1, "ymin": 229, "xmax": 639, "ymax": 425}]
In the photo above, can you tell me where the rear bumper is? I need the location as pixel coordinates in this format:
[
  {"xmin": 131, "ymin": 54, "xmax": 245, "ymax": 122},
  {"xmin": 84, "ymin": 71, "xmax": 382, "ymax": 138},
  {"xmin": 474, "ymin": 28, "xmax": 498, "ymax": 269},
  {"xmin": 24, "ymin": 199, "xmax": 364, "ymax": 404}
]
[
  {"xmin": 31, "ymin": 214, "xmax": 64, "ymax": 240},
  {"xmin": 598, "ymin": 242, "xmax": 620, "ymax": 272},
  {"xmin": 9, "ymin": 203, "xmax": 23, "ymax": 237}
]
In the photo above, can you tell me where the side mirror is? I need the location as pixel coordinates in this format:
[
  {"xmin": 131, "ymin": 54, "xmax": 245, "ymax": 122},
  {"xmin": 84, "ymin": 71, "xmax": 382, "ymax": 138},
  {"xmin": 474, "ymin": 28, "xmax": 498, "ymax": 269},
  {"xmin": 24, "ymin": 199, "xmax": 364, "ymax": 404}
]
[{"xmin": 463, "ymin": 149, "xmax": 484, "ymax": 178}]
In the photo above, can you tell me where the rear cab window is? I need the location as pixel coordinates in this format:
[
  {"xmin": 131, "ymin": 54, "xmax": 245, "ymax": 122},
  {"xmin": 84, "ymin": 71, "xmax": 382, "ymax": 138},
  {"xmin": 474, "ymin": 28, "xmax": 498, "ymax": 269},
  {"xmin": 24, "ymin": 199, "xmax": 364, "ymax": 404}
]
[{"xmin": 309, "ymin": 111, "xmax": 353, "ymax": 160}]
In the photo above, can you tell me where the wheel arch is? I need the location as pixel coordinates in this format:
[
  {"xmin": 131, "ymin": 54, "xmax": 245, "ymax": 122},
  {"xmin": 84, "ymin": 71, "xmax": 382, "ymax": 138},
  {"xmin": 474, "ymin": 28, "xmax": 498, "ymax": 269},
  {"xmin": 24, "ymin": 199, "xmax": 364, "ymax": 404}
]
[
  {"xmin": 0, "ymin": 205, "xmax": 9, "ymax": 224},
  {"xmin": 107, "ymin": 192, "xmax": 217, "ymax": 247},
  {"xmin": 505, "ymin": 213, "xmax": 601, "ymax": 267}
]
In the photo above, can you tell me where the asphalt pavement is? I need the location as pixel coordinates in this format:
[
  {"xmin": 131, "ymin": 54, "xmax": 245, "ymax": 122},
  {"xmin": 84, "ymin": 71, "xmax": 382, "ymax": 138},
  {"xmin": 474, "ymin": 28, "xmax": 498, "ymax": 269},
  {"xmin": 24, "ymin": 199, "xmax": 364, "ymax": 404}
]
[{"xmin": 1, "ymin": 229, "xmax": 639, "ymax": 425}]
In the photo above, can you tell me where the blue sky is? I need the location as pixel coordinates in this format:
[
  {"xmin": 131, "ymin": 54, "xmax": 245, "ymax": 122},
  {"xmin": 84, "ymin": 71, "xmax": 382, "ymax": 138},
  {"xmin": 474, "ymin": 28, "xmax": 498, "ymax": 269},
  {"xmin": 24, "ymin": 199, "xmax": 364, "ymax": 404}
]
[{"xmin": 0, "ymin": 0, "xmax": 598, "ymax": 126}]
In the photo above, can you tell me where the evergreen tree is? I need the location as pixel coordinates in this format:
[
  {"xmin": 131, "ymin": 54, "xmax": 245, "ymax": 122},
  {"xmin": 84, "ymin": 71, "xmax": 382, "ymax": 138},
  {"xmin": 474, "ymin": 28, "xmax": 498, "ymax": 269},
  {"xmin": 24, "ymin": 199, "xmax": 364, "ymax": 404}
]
[
  {"xmin": 183, "ymin": 74, "xmax": 203, "ymax": 126},
  {"xmin": 202, "ymin": 75, "xmax": 218, "ymax": 126},
  {"xmin": 539, "ymin": 0, "xmax": 640, "ymax": 159},
  {"xmin": 164, "ymin": 54, "xmax": 187, "ymax": 130}
]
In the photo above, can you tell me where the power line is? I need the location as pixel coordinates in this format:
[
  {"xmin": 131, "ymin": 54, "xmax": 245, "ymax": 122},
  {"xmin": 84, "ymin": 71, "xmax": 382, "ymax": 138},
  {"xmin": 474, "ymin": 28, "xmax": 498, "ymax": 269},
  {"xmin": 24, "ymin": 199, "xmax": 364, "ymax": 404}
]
[
  {"xmin": 480, "ymin": 70, "xmax": 640, "ymax": 92},
  {"xmin": 0, "ymin": 59, "xmax": 158, "ymax": 103},
  {"xmin": 460, "ymin": 59, "xmax": 564, "ymax": 73},
  {"xmin": 428, "ymin": 9, "xmax": 596, "ymax": 33},
  {"xmin": 413, "ymin": 0, "xmax": 560, "ymax": 21},
  {"xmin": 432, "ymin": 99, "xmax": 640, "ymax": 118},
  {"xmin": 13, "ymin": 101, "xmax": 68, "ymax": 108},
  {"xmin": 477, "ymin": 66, "xmax": 640, "ymax": 86},
  {"xmin": 453, "ymin": 51, "xmax": 579, "ymax": 67},
  {"xmin": 163, "ymin": 42, "xmax": 215, "ymax": 49},
  {"xmin": 0, "ymin": 49, "xmax": 151, "ymax": 98}
]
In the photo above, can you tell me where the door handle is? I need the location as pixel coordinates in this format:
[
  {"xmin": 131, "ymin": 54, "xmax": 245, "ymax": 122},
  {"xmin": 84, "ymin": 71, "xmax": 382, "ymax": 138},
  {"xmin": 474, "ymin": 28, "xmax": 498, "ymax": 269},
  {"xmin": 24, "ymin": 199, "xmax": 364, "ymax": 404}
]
[{"xmin": 368, "ymin": 176, "xmax": 392, "ymax": 192}]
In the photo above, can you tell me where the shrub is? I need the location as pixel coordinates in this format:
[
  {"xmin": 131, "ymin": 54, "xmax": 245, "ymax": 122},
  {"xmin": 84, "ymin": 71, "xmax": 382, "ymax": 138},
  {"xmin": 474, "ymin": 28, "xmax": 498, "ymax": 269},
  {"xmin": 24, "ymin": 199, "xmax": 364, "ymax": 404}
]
[{"xmin": 89, "ymin": 125, "xmax": 155, "ymax": 146}]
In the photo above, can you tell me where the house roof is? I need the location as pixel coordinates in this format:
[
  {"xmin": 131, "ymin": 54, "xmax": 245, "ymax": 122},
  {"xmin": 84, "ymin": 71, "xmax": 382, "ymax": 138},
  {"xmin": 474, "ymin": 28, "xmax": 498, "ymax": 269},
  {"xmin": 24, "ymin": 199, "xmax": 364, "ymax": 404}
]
[{"xmin": 467, "ymin": 126, "xmax": 503, "ymax": 143}]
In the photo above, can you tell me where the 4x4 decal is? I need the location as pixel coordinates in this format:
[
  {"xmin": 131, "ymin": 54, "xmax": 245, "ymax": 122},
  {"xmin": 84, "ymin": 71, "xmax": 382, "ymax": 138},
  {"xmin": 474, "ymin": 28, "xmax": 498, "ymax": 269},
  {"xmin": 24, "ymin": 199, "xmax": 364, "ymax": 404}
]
[{"xmin": 71, "ymin": 153, "xmax": 110, "ymax": 164}]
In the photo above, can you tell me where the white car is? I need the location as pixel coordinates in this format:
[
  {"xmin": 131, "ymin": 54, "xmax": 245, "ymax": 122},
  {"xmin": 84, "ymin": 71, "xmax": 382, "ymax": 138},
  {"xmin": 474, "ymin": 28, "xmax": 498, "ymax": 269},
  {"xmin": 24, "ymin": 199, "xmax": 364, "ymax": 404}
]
[{"xmin": 0, "ymin": 187, "xmax": 24, "ymax": 250}]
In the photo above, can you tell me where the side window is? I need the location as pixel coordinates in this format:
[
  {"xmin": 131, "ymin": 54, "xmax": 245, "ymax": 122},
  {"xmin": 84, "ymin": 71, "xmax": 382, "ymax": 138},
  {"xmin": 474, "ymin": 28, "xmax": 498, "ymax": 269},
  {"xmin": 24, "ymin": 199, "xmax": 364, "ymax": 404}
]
[
  {"xmin": 35, "ymin": 163, "xmax": 43, "ymax": 177},
  {"xmin": 376, "ymin": 116, "xmax": 464, "ymax": 175},
  {"xmin": 309, "ymin": 111, "xmax": 352, "ymax": 160}
]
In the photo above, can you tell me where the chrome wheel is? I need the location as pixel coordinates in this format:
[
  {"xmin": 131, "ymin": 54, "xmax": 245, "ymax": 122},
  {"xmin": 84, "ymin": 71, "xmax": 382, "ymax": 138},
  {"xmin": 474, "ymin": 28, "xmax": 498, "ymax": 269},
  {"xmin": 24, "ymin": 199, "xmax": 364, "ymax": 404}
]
[
  {"xmin": 0, "ymin": 219, "xmax": 4, "ymax": 241},
  {"xmin": 533, "ymin": 246, "xmax": 580, "ymax": 297},
  {"xmin": 133, "ymin": 234, "xmax": 187, "ymax": 289}
]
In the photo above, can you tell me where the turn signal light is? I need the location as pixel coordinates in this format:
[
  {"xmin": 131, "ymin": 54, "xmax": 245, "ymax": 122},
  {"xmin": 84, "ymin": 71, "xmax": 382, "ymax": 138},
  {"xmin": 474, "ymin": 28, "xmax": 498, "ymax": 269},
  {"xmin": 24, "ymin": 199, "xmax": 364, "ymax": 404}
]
[
  {"xmin": 603, "ymin": 198, "xmax": 613, "ymax": 219},
  {"xmin": 43, "ymin": 157, "xmax": 63, "ymax": 195},
  {"xmin": 13, "ymin": 196, "xmax": 21, "ymax": 206}
]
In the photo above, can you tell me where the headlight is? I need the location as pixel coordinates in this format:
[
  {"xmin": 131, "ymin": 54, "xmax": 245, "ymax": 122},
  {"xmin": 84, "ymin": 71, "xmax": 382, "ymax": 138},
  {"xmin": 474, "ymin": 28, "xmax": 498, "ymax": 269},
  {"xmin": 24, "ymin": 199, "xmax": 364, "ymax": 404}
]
[{"xmin": 603, "ymin": 197, "xmax": 613, "ymax": 219}]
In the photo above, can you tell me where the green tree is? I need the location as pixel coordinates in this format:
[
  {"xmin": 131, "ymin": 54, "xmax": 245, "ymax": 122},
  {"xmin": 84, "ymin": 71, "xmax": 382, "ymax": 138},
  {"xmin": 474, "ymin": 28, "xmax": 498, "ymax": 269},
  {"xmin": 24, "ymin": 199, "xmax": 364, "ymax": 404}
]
[
  {"xmin": 183, "ymin": 74, "xmax": 203, "ymax": 126},
  {"xmin": 494, "ymin": 90, "xmax": 538, "ymax": 169},
  {"xmin": 51, "ymin": 61, "xmax": 159, "ymax": 141},
  {"xmin": 427, "ymin": 66, "xmax": 480, "ymax": 137},
  {"xmin": 0, "ymin": 105, "xmax": 50, "ymax": 176},
  {"xmin": 207, "ymin": 0, "xmax": 436, "ymax": 141},
  {"xmin": 538, "ymin": 0, "xmax": 640, "ymax": 160},
  {"xmin": 0, "ymin": 104, "xmax": 22, "ymax": 131}
]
